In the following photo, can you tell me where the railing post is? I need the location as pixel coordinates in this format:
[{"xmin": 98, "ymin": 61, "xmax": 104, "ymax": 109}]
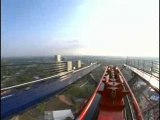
[
  {"xmin": 151, "ymin": 61, "xmax": 153, "ymax": 75},
  {"xmin": 143, "ymin": 60, "xmax": 145, "ymax": 72},
  {"xmin": 128, "ymin": 58, "xmax": 130, "ymax": 65},
  {"xmin": 138, "ymin": 60, "xmax": 139, "ymax": 69},
  {"xmin": 126, "ymin": 57, "xmax": 128, "ymax": 65}
]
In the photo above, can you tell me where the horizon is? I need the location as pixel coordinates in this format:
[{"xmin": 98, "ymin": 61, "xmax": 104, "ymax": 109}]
[{"xmin": 1, "ymin": 54, "xmax": 159, "ymax": 59}]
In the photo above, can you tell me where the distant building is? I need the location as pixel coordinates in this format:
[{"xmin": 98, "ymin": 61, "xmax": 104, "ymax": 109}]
[
  {"xmin": 73, "ymin": 60, "xmax": 81, "ymax": 69},
  {"xmin": 44, "ymin": 109, "xmax": 74, "ymax": 120},
  {"xmin": 76, "ymin": 60, "xmax": 81, "ymax": 68},
  {"xmin": 16, "ymin": 72, "xmax": 20, "ymax": 75},
  {"xmin": 55, "ymin": 55, "xmax": 62, "ymax": 62},
  {"xmin": 33, "ymin": 76, "xmax": 40, "ymax": 80},
  {"xmin": 67, "ymin": 61, "xmax": 72, "ymax": 71}
]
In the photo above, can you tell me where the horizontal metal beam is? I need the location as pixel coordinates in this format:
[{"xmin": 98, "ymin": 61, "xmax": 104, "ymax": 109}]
[
  {"xmin": 1, "ymin": 61, "xmax": 67, "ymax": 67},
  {"xmin": 1, "ymin": 63, "xmax": 98, "ymax": 91}
]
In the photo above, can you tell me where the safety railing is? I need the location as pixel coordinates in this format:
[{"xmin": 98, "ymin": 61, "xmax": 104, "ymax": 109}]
[
  {"xmin": 1, "ymin": 61, "xmax": 68, "ymax": 89},
  {"xmin": 125, "ymin": 58, "xmax": 159, "ymax": 120},
  {"xmin": 126, "ymin": 58, "xmax": 159, "ymax": 78}
]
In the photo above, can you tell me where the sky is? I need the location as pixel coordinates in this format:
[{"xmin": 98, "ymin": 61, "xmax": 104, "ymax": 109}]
[{"xmin": 1, "ymin": 0, "xmax": 159, "ymax": 57}]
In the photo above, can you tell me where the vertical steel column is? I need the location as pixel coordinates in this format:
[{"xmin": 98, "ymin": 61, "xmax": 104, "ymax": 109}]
[
  {"xmin": 143, "ymin": 60, "xmax": 145, "ymax": 71},
  {"xmin": 128, "ymin": 58, "xmax": 130, "ymax": 66},
  {"xmin": 151, "ymin": 61, "xmax": 153, "ymax": 75},
  {"xmin": 138, "ymin": 59, "xmax": 140, "ymax": 70},
  {"xmin": 126, "ymin": 57, "xmax": 128, "ymax": 65}
]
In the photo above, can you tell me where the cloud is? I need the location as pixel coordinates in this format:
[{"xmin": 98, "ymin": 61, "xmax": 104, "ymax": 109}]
[
  {"xmin": 67, "ymin": 39, "xmax": 79, "ymax": 43},
  {"xmin": 39, "ymin": 39, "xmax": 85, "ymax": 56}
]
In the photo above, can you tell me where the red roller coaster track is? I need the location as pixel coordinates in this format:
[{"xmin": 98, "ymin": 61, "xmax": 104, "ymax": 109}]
[{"xmin": 77, "ymin": 65, "xmax": 143, "ymax": 120}]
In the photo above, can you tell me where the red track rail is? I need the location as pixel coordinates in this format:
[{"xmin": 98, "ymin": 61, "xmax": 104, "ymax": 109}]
[{"xmin": 77, "ymin": 66, "xmax": 143, "ymax": 120}]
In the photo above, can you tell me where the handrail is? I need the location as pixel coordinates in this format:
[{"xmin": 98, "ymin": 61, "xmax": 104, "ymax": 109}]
[
  {"xmin": 126, "ymin": 58, "xmax": 159, "ymax": 78},
  {"xmin": 1, "ymin": 72, "xmax": 69, "ymax": 91},
  {"xmin": 1, "ymin": 64, "xmax": 98, "ymax": 91},
  {"xmin": 1, "ymin": 61, "xmax": 67, "ymax": 67},
  {"xmin": 1, "ymin": 61, "xmax": 68, "ymax": 88}
]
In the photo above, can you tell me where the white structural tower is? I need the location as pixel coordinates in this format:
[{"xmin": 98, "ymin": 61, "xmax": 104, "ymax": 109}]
[
  {"xmin": 76, "ymin": 60, "xmax": 82, "ymax": 68},
  {"xmin": 55, "ymin": 55, "xmax": 62, "ymax": 62},
  {"xmin": 67, "ymin": 61, "xmax": 72, "ymax": 71}
]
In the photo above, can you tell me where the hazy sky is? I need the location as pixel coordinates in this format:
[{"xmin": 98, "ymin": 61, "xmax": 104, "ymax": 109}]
[{"xmin": 2, "ymin": 0, "xmax": 159, "ymax": 57}]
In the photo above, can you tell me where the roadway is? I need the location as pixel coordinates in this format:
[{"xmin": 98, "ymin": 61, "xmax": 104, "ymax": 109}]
[{"xmin": 1, "ymin": 63, "xmax": 100, "ymax": 119}]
